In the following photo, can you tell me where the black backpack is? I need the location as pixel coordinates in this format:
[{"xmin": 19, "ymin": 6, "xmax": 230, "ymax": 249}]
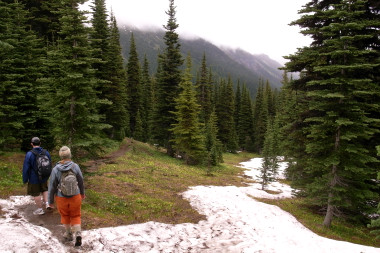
[{"xmin": 31, "ymin": 149, "xmax": 52, "ymax": 180}]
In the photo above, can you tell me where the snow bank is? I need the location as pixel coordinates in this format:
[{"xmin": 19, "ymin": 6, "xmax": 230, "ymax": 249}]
[{"xmin": 0, "ymin": 158, "xmax": 378, "ymax": 252}]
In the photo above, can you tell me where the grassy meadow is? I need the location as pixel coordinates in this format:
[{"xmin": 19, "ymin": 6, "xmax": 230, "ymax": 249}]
[{"xmin": 0, "ymin": 139, "xmax": 378, "ymax": 247}]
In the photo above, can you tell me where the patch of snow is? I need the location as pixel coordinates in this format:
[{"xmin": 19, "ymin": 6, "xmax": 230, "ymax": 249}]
[{"xmin": 0, "ymin": 158, "xmax": 378, "ymax": 252}]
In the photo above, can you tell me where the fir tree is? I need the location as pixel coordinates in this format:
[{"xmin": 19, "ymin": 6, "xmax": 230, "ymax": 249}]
[
  {"xmin": 170, "ymin": 55, "xmax": 205, "ymax": 165},
  {"xmin": 215, "ymin": 77, "xmax": 238, "ymax": 152},
  {"xmin": 133, "ymin": 109, "xmax": 144, "ymax": 141},
  {"xmin": 205, "ymin": 109, "xmax": 223, "ymax": 170},
  {"xmin": 259, "ymin": 119, "xmax": 280, "ymax": 190},
  {"xmin": 285, "ymin": 0, "xmax": 380, "ymax": 227},
  {"xmin": 103, "ymin": 13, "xmax": 130, "ymax": 140},
  {"xmin": 0, "ymin": 0, "xmax": 45, "ymax": 150},
  {"xmin": 152, "ymin": 0, "xmax": 183, "ymax": 156},
  {"xmin": 196, "ymin": 53, "xmax": 212, "ymax": 123},
  {"xmin": 126, "ymin": 32, "xmax": 141, "ymax": 135},
  {"xmin": 140, "ymin": 55, "xmax": 153, "ymax": 142},
  {"xmin": 237, "ymin": 84, "xmax": 254, "ymax": 151},
  {"xmin": 253, "ymin": 81, "xmax": 268, "ymax": 153},
  {"xmin": 40, "ymin": 0, "xmax": 110, "ymax": 153}
]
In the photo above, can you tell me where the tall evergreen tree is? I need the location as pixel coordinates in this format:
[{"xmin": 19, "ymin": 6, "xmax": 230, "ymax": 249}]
[
  {"xmin": 234, "ymin": 81, "xmax": 241, "ymax": 136},
  {"xmin": 205, "ymin": 109, "xmax": 223, "ymax": 171},
  {"xmin": 126, "ymin": 32, "xmax": 141, "ymax": 135},
  {"xmin": 253, "ymin": 81, "xmax": 268, "ymax": 153},
  {"xmin": 102, "ymin": 13, "xmax": 129, "ymax": 140},
  {"xmin": 285, "ymin": 0, "xmax": 380, "ymax": 227},
  {"xmin": 259, "ymin": 119, "xmax": 279, "ymax": 190},
  {"xmin": 196, "ymin": 53, "xmax": 212, "ymax": 123},
  {"xmin": 152, "ymin": 0, "xmax": 183, "ymax": 156},
  {"xmin": 215, "ymin": 77, "xmax": 238, "ymax": 152},
  {"xmin": 40, "ymin": 0, "xmax": 110, "ymax": 153},
  {"xmin": 140, "ymin": 55, "xmax": 153, "ymax": 142},
  {"xmin": 90, "ymin": 0, "xmax": 109, "ymax": 80},
  {"xmin": 237, "ymin": 85, "xmax": 254, "ymax": 151},
  {"xmin": 0, "ymin": 0, "xmax": 44, "ymax": 150},
  {"xmin": 170, "ymin": 56, "xmax": 205, "ymax": 165}
]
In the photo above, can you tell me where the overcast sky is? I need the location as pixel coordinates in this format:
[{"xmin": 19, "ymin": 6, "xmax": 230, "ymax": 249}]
[{"xmin": 102, "ymin": 0, "xmax": 312, "ymax": 64}]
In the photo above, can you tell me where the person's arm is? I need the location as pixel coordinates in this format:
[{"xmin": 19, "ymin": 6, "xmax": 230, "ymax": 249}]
[
  {"xmin": 22, "ymin": 152, "xmax": 31, "ymax": 184},
  {"xmin": 48, "ymin": 167, "xmax": 58, "ymax": 205},
  {"xmin": 75, "ymin": 164, "xmax": 85, "ymax": 198}
]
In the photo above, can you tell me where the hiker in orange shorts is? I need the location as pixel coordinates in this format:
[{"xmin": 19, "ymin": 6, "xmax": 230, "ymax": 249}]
[{"xmin": 48, "ymin": 146, "xmax": 85, "ymax": 247}]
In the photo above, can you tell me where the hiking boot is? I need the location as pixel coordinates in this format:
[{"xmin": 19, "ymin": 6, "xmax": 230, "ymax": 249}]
[
  {"xmin": 46, "ymin": 202, "xmax": 52, "ymax": 211},
  {"xmin": 33, "ymin": 208, "xmax": 45, "ymax": 215},
  {"xmin": 63, "ymin": 231, "xmax": 73, "ymax": 242},
  {"xmin": 74, "ymin": 231, "xmax": 82, "ymax": 247}
]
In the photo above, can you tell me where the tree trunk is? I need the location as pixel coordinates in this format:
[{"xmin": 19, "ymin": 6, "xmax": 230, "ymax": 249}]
[{"xmin": 323, "ymin": 127, "xmax": 341, "ymax": 227}]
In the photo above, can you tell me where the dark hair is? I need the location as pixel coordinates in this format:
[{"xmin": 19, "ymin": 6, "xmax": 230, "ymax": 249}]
[{"xmin": 31, "ymin": 137, "xmax": 41, "ymax": 146}]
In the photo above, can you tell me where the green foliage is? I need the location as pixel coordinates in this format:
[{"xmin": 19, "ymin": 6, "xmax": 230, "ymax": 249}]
[
  {"xmin": 215, "ymin": 78, "xmax": 238, "ymax": 152},
  {"xmin": 151, "ymin": 0, "xmax": 184, "ymax": 156},
  {"xmin": 284, "ymin": 0, "xmax": 380, "ymax": 227},
  {"xmin": 39, "ymin": 0, "xmax": 111, "ymax": 153},
  {"xmin": 170, "ymin": 56, "xmax": 206, "ymax": 165},
  {"xmin": 102, "ymin": 13, "xmax": 130, "ymax": 140},
  {"xmin": 0, "ymin": 0, "xmax": 44, "ymax": 150},
  {"xmin": 259, "ymin": 119, "xmax": 280, "ymax": 190},
  {"xmin": 126, "ymin": 33, "xmax": 142, "ymax": 135},
  {"xmin": 205, "ymin": 110, "xmax": 223, "ymax": 169}
]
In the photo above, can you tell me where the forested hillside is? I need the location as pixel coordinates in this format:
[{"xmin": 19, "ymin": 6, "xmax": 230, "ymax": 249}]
[
  {"xmin": 0, "ymin": 0, "xmax": 379, "ymax": 235},
  {"xmin": 118, "ymin": 26, "xmax": 284, "ymax": 95}
]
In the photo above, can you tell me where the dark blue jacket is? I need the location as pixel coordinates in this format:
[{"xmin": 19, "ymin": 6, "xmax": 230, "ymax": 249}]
[{"xmin": 22, "ymin": 147, "xmax": 52, "ymax": 184}]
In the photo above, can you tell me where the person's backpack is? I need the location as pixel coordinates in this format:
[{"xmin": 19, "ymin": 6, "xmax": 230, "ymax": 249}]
[
  {"xmin": 31, "ymin": 149, "xmax": 52, "ymax": 180},
  {"xmin": 58, "ymin": 166, "xmax": 79, "ymax": 197}
]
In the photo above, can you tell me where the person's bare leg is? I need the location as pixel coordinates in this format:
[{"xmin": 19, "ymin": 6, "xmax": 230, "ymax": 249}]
[
  {"xmin": 42, "ymin": 191, "xmax": 48, "ymax": 208},
  {"xmin": 63, "ymin": 224, "xmax": 73, "ymax": 241},
  {"xmin": 34, "ymin": 195, "xmax": 42, "ymax": 208}
]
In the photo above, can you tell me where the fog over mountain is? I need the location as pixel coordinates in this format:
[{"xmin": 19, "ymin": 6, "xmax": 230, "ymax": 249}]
[{"xmin": 119, "ymin": 26, "xmax": 284, "ymax": 95}]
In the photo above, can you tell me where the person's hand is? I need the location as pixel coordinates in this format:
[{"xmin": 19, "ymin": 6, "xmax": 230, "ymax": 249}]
[{"xmin": 81, "ymin": 194, "xmax": 86, "ymax": 200}]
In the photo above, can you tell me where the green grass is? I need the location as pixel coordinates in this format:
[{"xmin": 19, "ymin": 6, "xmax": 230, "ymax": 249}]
[
  {"xmin": 0, "ymin": 141, "xmax": 378, "ymax": 248},
  {"xmin": 0, "ymin": 152, "xmax": 25, "ymax": 197},
  {"xmin": 80, "ymin": 141, "xmax": 251, "ymax": 228},
  {"xmin": 253, "ymin": 197, "xmax": 380, "ymax": 248}
]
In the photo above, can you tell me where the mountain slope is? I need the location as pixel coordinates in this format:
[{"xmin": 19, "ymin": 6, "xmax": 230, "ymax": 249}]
[{"xmin": 119, "ymin": 26, "xmax": 284, "ymax": 94}]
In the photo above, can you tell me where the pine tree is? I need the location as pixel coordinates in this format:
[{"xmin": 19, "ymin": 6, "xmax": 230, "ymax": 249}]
[
  {"xmin": 170, "ymin": 55, "xmax": 205, "ymax": 165},
  {"xmin": 196, "ymin": 53, "xmax": 212, "ymax": 123},
  {"xmin": 0, "ymin": 0, "xmax": 45, "ymax": 150},
  {"xmin": 215, "ymin": 77, "xmax": 238, "ymax": 152},
  {"xmin": 39, "ymin": 0, "xmax": 110, "ymax": 153},
  {"xmin": 23, "ymin": 0, "xmax": 66, "ymax": 45},
  {"xmin": 205, "ymin": 109, "xmax": 223, "ymax": 170},
  {"xmin": 133, "ymin": 109, "xmax": 144, "ymax": 141},
  {"xmin": 126, "ymin": 32, "xmax": 141, "ymax": 135},
  {"xmin": 234, "ymin": 81, "xmax": 241, "ymax": 139},
  {"xmin": 152, "ymin": 0, "xmax": 183, "ymax": 155},
  {"xmin": 253, "ymin": 81, "xmax": 268, "ymax": 153},
  {"xmin": 237, "ymin": 84, "xmax": 254, "ymax": 151},
  {"xmin": 102, "ymin": 13, "xmax": 130, "ymax": 140},
  {"xmin": 285, "ymin": 0, "xmax": 380, "ymax": 227},
  {"xmin": 259, "ymin": 118, "xmax": 280, "ymax": 190},
  {"xmin": 140, "ymin": 55, "xmax": 153, "ymax": 142}
]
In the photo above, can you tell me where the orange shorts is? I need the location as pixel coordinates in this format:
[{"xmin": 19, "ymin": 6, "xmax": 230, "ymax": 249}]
[{"xmin": 56, "ymin": 194, "xmax": 82, "ymax": 225}]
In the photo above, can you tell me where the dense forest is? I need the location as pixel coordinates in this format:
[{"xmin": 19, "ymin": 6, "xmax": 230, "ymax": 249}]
[{"xmin": 0, "ymin": 0, "xmax": 379, "ymax": 233}]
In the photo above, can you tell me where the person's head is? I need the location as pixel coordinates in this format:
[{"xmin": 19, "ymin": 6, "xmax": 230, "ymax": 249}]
[
  {"xmin": 59, "ymin": 146, "xmax": 72, "ymax": 160},
  {"xmin": 31, "ymin": 137, "xmax": 41, "ymax": 147}
]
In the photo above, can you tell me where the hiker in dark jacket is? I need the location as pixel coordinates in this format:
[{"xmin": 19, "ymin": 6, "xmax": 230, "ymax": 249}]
[
  {"xmin": 48, "ymin": 146, "xmax": 85, "ymax": 247},
  {"xmin": 22, "ymin": 137, "xmax": 52, "ymax": 215}
]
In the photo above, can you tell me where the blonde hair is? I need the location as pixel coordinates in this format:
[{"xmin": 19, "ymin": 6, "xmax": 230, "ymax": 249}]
[{"xmin": 59, "ymin": 146, "xmax": 72, "ymax": 160}]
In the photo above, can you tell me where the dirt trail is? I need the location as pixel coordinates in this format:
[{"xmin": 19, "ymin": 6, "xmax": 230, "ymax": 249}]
[{"xmin": 16, "ymin": 140, "xmax": 132, "ymax": 244}]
